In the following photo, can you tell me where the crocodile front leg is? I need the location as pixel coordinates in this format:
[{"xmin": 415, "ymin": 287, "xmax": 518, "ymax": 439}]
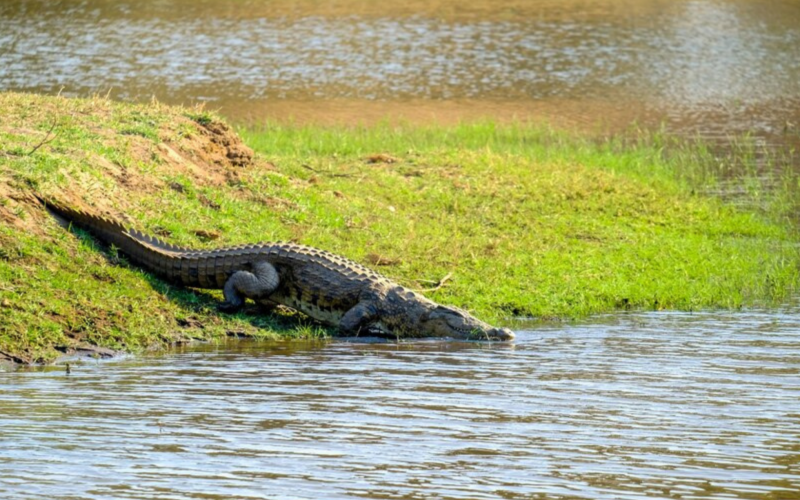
[{"xmin": 220, "ymin": 261, "xmax": 280, "ymax": 312}]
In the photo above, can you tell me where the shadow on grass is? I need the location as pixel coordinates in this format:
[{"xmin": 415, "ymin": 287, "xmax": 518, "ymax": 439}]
[{"xmin": 147, "ymin": 274, "xmax": 333, "ymax": 338}]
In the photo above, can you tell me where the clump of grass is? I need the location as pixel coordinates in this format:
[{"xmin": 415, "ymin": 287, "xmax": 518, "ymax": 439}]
[
  {"xmin": 185, "ymin": 110, "xmax": 215, "ymax": 127},
  {"xmin": 1, "ymin": 92, "xmax": 798, "ymax": 362}
]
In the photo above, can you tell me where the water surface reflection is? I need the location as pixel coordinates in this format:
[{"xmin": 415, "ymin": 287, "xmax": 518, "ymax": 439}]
[{"xmin": 1, "ymin": 0, "xmax": 799, "ymax": 147}]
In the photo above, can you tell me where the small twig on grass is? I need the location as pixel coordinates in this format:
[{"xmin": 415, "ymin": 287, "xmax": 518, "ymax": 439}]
[
  {"xmin": 26, "ymin": 115, "xmax": 59, "ymax": 156},
  {"xmin": 301, "ymin": 164, "xmax": 353, "ymax": 178},
  {"xmin": 414, "ymin": 272, "xmax": 453, "ymax": 293}
]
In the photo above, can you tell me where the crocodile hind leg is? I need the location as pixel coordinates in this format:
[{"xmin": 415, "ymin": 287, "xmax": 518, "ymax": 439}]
[{"xmin": 219, "ymin": 261, "xmax": 280, "ymax": 312}]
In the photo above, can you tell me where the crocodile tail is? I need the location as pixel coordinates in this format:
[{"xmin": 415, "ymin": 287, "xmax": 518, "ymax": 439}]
[
  {"xmin": 37, "ymin": 195, "xmax": 131, "ymax": 248},
  {"xmin": 36, "ymin": 195, "xmax": 187, "ymax": 276}
]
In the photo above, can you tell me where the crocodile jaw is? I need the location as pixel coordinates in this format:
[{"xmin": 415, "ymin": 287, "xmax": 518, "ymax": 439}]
[{"xmin": 419, "ymin": 304, "xmax": 515, "ymax": 341}]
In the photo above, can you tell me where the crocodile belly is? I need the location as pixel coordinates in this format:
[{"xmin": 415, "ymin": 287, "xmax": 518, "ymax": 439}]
[{"xmin": 265, "ymin": 291, "xmax": 347, "ymax": 327}]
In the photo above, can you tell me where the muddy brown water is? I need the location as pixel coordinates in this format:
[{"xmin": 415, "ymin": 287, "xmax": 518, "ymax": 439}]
[
  {"xmin": 2, "ymin": 310, "xmax": 799, "ymax": 499},
  {"xmin": 1, "ymin": 0, "xmax": 799, "ymax": 148}
]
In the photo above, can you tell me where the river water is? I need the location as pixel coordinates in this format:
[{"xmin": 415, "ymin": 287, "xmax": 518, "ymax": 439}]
[
  {"xmin": 1, "ymin": 0, "xmax": 800, "ymax": 147},
  {"xmin": 2, "ymin": 310, "xmax": 799, "ymax": 499}
]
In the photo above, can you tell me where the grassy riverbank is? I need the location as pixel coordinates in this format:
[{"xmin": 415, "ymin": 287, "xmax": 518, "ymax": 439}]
[{"xmin": 1, "ymin": 92, "xmax": 798, "ymax": 363}]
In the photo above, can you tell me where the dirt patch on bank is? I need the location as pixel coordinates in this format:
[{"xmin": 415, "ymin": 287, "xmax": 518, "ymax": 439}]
[
  {"xmin": 0, "ymin": 93, "xmax": 255, "ymax": 233},
  {"xmin": 194, "ymin": 119, "xmax": 254, "ymax": 167}
]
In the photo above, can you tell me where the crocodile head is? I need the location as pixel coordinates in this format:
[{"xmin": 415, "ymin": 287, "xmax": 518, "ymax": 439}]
[
  {"xmin": 420, "ymin": 304, "xmax": 515, "ymax": 341},
  {"xmin": 379, "ymin": 286, "xmax": 514, "ymax": 341}
]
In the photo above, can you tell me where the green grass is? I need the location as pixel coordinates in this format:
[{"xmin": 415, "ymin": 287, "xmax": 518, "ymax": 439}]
[
  {"xmin": 238, "ymin": 122, "xmax": 799, "ymax": 317},
  {"xmin": 1, "ymin": 92, "xmax": 798, "ymax": 363}
]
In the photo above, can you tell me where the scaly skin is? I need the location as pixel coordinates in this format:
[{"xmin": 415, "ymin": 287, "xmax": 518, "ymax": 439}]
[{"xmin": 39, "ymin": 198, "xmax": 514, "ymax": 341}]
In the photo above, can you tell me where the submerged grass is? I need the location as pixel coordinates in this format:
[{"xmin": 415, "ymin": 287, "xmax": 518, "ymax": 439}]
[{"xmin": 0, "ymin": 92, "xmax": 798, "ymax": 363}]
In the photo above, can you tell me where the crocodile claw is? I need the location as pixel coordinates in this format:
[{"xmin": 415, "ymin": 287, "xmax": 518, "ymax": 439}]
[{"xmin": 217, "ymin": 301, "xmax": 243, "ymax": 314}]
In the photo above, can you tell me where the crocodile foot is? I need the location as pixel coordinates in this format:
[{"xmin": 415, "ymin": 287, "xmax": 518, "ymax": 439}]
[{"xmin": 217, "ymin": 301, "xmax": 243, "ymax": 314}]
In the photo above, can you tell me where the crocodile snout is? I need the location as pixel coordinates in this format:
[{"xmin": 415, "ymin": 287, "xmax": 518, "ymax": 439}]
[{"xmin": 491, "ymin": 327, "xmax": 515, "ymax": 341}]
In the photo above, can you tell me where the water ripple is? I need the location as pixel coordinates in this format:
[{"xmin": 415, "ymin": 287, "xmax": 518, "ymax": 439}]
[
  {"xmin": 2, "ymin": 309, "xmax": 799, "ymax": 499},
  {"xmin": 1, "ymin": 2, "xmax": 798, "ymax": 106}
]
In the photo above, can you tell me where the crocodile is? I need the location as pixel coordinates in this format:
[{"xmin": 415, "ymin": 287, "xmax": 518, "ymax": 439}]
[{"xmin": 38, "ymin": 198, "xmax": 514, "ymax": 341}]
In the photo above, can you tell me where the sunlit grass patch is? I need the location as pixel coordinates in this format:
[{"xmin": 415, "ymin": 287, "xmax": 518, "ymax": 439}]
[{"xmin": 239, "ymin": 121, "xmax": 799, "ymax": 319}]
